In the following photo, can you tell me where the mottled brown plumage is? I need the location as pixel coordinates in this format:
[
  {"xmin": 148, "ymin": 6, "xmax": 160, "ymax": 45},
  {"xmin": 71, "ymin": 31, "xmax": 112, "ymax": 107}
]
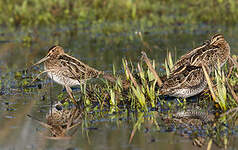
[
  {"xmin": 160, "ymin": 66, "xmax": 208, "ymax": 98},
  {"xmin": 34, "ymin": 45, "xmax": 103, "ymax": 87},
  {"xmin": 160, "ymin": 34, "xmax": 230, "ymax": 98},
  {"xmin": 33, "ymin": 45, "xmax": 105, "ymax": 105},
  {"xmin": 171, "ymin": 34, "xmax": 230, "ymax": 75}
]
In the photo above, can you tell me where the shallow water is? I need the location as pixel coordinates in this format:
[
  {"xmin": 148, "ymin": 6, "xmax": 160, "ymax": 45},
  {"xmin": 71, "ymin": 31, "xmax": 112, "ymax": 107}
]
[{"xmin": 0, "ymin": 24, "xmax": 238, "ymax": 150}]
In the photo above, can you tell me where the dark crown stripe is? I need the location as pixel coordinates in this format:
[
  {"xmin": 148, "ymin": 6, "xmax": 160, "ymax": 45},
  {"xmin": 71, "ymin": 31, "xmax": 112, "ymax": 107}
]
[
  {"xmin": 212, "ymin": 33, "xmax": 223, "ymax": 39},
  {"xmin": 48, "ymin": 45, "xmax": 58, "ymax": 52}
]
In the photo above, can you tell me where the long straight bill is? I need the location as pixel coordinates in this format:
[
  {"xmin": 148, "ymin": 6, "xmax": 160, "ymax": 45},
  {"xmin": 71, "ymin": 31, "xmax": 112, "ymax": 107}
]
[{"xmin": 32, "ymin": 56, "xmax": 50, "ymax": 66}]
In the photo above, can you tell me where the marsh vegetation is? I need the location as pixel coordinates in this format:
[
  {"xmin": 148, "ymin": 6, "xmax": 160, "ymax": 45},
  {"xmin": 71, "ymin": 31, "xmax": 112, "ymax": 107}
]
[{"xmin": 1, "ymin": 0, "xmax": 238, "ymax": 150}]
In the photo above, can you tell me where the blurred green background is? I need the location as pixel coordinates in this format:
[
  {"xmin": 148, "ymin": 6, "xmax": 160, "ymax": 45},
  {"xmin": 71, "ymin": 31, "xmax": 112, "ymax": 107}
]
[
  {"xmin": 0, "ymin": 0, "xmax": 238, "ymax": 71},
  {"xmin": 1, "ymin": 0, "xmax": 238, "ymax": 27}
]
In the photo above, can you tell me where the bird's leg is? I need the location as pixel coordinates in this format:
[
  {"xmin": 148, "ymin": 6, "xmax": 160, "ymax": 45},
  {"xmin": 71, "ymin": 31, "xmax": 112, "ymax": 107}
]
[
  {"xmin": 31, "ymin": 69, "xmax": 56, "ymax": 84},
  {"xmin": 65, "ymin": 85, "xmax": 78, "ymax": 108}
]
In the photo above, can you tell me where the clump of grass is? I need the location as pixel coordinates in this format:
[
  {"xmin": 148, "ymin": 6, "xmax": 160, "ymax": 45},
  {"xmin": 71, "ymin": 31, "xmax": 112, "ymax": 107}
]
[
  {"xmin": 215, "ymin": 63, "xmax": 227, "ymax": 111},
  {"xmin": 76, "ymin": 51, "xmax": 238, "ymax": 114},
  {"xmin": 202, "ymin": 57, "xmax": 238, "ymax": 112},
  {"xmin": 33, "ymin": 51, "xmax": 238, "ymax": 149}
]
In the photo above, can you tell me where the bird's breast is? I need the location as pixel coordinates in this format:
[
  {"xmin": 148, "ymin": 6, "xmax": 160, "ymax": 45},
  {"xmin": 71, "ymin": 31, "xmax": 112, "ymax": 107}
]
[{"xmin": 47, "ymin": 71, "xmax": 81, "ymax": 87}]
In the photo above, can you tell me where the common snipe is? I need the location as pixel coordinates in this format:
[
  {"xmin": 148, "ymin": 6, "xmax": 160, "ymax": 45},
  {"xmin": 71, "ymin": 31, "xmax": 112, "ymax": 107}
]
[
  {"xmin": 171, "ymin": 34, "xmax": 230, "ymax": 74},
  {"xmin": 34, "ymin": 46, "xmax": 103, "ymax": 86},
  {"xmin": 160, "ymin": 34, "xmax": 230, "ymax": 98},
  {"xmin": 33, "ymin": 46, "xmax": 107, "ymax": 105}
]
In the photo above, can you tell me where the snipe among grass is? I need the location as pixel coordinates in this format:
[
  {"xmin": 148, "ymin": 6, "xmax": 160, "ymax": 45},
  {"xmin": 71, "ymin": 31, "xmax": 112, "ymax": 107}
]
[
  {"xmin": 171, "ymin": 34, "xmax": 230, "ymax": 74},
  {"xmin": 160, "ymin": 34, "xmax": 230, "ymax": 98}
]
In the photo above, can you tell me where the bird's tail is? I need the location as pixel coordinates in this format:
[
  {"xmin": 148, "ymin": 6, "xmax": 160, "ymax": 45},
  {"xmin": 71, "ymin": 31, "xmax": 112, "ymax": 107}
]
[{"xmin": 102, "ymin": 73, "xmax": 117, "ymax": 83}]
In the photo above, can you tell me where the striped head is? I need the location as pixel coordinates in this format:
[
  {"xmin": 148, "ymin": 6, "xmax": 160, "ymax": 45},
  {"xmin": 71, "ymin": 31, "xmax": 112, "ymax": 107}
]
[
  {"xmin": 209, "ymin": 34, "xmax": 230, "ymax": 66},
  {"xmin": 46, "ymin": 45, "xmax": 65, "ymax": 59},
  {"xmin": 33, "ymin": 45, "xmax": 65, "ymax": 66},
  {"xmin": 210, "ymin": 34, "xmax": 227, "ymax": 46}
]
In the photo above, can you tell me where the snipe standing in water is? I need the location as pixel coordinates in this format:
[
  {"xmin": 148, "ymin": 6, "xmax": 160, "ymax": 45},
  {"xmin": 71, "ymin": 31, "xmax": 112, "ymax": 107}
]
[
  {"xmin": 33, "ymin": 45, "xmax": 111, "ymax": 105},
  {"xmin": 160, "ymin": 34, "xmax": 230, "ymax": 98}
]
